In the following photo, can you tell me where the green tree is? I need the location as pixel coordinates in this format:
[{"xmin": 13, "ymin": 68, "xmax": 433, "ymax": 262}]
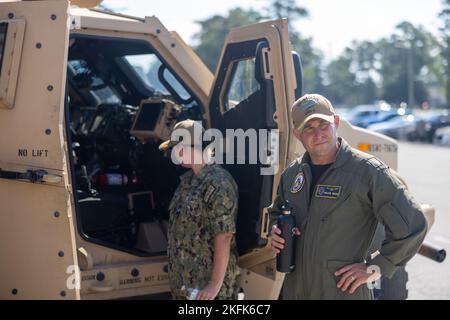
[
  {"xmin": 321, "ymin": 43, "xmax": 377, "ymax": 106},
  {"xmin": 261, "ymin": 0, "xmax": 308, "ymax": 31},
  {"xmin": 262, "ymin": 0, "xmax": 324, "ymax": 93},
  {"xmin": 439, "ymin": 0, "xmax": 450, "ymax": 106},
  {"xmin": 377, "ymin": 22, "xmax": 438, "ymax": 106},
  {"xmin": 193, "ymin": 1, "xmax": 324, "ymax": 93},
  {"xmin": 193, "ymin": 8, "xmax": 262, "ymax": 72},
  {"xmin": 324, "ymin": 49, "xmax": 357, "ymax": 105},
  {"xmin": 325, "ymin": 22, "xmax": 441, "ymax": 107},
  {"xmin": 323, "ymin": 41, "xmax": 378, "ymax": 106},
  {"xmin": 352, "ymin": 41, "xmax": 378, "ymax": 103},
  {"xmin": 296, "ymin": 37, "xmax": 324, "ymax": 94}
]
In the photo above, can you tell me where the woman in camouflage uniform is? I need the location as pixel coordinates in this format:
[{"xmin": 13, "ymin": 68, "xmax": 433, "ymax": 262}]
[{"xmin": 159, "ymin": 119, "xmax": 239, "ymax": 300}]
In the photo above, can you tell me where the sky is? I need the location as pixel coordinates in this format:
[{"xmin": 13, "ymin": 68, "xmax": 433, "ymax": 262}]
[{"xmin": 102, "ymin": 0, "xmax": 443, "ymax": 61}]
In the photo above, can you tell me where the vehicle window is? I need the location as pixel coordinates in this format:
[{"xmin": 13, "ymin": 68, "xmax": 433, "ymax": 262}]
[
  {"xmin": 0, "ymin": 23, "xmax": 7, "ymax": 75},
  {"xmin": 224, "ymin": 58, "xmax": 260, "ymax": 111},
  {"xmin": 68, "ymin": 58, "xmax": 121, "ymax": 106},
  {"xmin": 123, "ymin": 54, "xmax": 191, "ymax": 100}
]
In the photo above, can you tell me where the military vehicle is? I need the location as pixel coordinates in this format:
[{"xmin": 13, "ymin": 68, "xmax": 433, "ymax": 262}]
[{"xmin": 0, "ymin": 0, "xmax": 444, "ymax": 300}]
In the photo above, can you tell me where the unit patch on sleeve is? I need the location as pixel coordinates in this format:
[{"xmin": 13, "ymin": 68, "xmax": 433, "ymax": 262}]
[
  {"xmin": 203, "ymin": 185, "xmax": 216, "ymax": 203},
  {"xmin": 291, "ymin": 172, "xmax": 305, "ymax": 194}
]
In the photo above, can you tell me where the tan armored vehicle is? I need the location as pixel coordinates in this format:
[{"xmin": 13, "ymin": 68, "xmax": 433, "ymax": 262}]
[{"xmin": 0, "ymin": 0, "xmax": 443, "ymax": 300}]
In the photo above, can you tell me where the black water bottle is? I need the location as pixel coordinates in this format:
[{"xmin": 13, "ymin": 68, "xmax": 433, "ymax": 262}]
[{"xmin": 276, "ymin": 201, "xmax": 296, "ymax": 273}]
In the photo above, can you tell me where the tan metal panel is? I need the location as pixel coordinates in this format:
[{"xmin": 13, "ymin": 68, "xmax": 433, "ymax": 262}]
[
  {"xmin": 0, "ymin": 19, "xmax": 26, "ymax": 109},
  {"xmin": 0, "ymin": 180, "xmax": 79, "ymax": 299},
  {"xmin": 70, "ymin": 0, "xmax": 102, "ymax": 8},
  {"xmin": 0, "ymin": 0, "xmax": 79, "ymax": 300},
  {"xmin": 25, "ymin": 0, "xmax": 102, "ymax": 8},
  {"xmin": 0, "ymin": 0, "xmax": 70, "ymax": 170},
  {"xmin": 80, "ymin": 261, "xmax": 170, "ymax": 299}
]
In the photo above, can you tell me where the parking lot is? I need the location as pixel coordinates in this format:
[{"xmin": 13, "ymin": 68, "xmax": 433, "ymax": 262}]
[
  {"xmin": 339, "ymin": 105, "xmax": 450, "ymax": 147},
  {"xmin": 397, "ymin": 142, "xmax": 450, "ymax": 299}
]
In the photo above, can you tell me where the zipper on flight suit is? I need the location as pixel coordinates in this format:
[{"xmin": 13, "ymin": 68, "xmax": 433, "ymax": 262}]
[
  {"xmin": 302, "ymin": 163, "xmax": 335, "ymax": 298},
  {"xmin": 300, "ymin": 163, "xmax": 312, "ymax": 299}
]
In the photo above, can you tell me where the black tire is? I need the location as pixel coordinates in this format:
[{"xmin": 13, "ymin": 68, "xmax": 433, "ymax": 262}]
[{"xmin": 374, "ymin": 265, "xmax": 408, "ymax": 300}]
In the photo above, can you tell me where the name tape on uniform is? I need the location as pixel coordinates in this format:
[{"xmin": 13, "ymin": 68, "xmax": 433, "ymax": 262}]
[{"xmin": 315, "ymin": 185, "xmax": 342, "ymax": 200}]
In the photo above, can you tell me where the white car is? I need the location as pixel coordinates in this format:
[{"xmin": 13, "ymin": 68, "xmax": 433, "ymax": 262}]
[{"xmin": 433, "ymin": 126, "xmax": 450, "ymax": 146}]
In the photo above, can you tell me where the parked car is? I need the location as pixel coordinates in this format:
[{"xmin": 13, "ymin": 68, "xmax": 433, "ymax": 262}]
[
  {"xmin": 359, "ymin": 108, "xmax": 411, "ymax": 128},
  {"xmin": 346, "ymin": 104, "xmax": 383, "ymax": 127},
  {"xmin": 367, "ymin": 114, "xmax": 417, "ymax": 140},
  {"xmin": 433, "ymin": 126, "xmax": 450, "ymax": 146},
  {"xmin": 346, "ymin": 103, "xmax": 409, "ymax": 128},
  {"xmin": 414, "ymin": 111, "xmax": 450, "ymax": 142}
]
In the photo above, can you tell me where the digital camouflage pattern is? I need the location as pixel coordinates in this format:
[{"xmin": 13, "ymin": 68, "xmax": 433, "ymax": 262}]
[{"xmin": 167, "ymin": 164, "xmax": 239, "ymax": 299}]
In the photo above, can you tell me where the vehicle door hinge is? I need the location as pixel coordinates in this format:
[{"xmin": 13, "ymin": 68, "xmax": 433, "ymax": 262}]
[
  {"xmin": 66, "ymin": 185, "xmax": 74, "ymax": 206},
  {"xmin": 70, "ymin": 15, "xmax": 81, "ymax": 30}
]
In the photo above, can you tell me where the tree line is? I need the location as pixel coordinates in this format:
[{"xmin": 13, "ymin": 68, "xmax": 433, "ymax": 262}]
[{"xmin": 193, "ymin": 0, "xmax": 450, "ymax": 108}]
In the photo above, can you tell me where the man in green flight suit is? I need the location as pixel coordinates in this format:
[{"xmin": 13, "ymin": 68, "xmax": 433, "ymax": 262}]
[
  {"xmin": 270, "ymin": 94, "xmax": 427, "ymax": 300},
  {"xmin": 159, "ymin": 119, "xmax": 239, "ymax": 300}
]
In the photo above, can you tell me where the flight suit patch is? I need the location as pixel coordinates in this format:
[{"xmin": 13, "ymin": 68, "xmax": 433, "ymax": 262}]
[
  {"xmin": 291, "ymin": 172, "xmax": 305, "ymax": 193},
  {"xmin": 315, "ymin": 185, "xmax": 342, "ymax": 200},
  {"xmin": 368, "ymin": 157, "xmax": 386, "ymax": 169}
]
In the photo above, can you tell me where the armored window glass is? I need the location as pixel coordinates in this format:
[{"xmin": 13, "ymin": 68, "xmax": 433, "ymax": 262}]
[
  {"xmin": 224, "ymin": 58, "xmax": 260, "ymax": 111},
  {"xmin": 0, "ymin": 23, "xmax": 8, "ymax": 75},
  {"xmin": 123, "ymin": 54, "xmax": 190, "ymax": 101},
  {"xmin": 67, "ymin": 58, "xmax": 121, "ymax": 106},
  {"xmin": 161, "ymin": 67, "xmax": 191, "ymax": 101}
]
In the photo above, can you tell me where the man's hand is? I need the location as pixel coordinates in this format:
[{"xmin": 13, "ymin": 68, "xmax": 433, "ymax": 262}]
[
  {"xmin": 335, "ymin": 263, "xmax": 381, "ymax": 294},
  {"xmin": 196, "ymin": 282, "xmax": 222, "ymax": 300},
  {"xmin": 270, "ymin": 224, "xmax": 301, "ymax": 254}
]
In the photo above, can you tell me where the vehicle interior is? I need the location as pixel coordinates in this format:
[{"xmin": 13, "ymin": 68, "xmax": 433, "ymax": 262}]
[{"xmin": 65, "ymin": 34, "xmax": 281, "ymax": 257}]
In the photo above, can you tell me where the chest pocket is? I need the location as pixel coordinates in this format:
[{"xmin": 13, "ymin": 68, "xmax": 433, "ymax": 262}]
[
  {"xmin": 185, "ymin": 198, "xmax": 202, "ymax": 217},
  {"xmin": 316, "ymin": 190, "xmax": 352, "ymax": 221},
  {"xmin": 181, "ymin": 189, "xmax": 205, "ymax": 219},
  {"xmin": 170, "ymin": 190, "xmax": 206, "ymax": 239},
  {"xmin": 169, "ymin": 190, "xmax": 202, "ymax": 221}
]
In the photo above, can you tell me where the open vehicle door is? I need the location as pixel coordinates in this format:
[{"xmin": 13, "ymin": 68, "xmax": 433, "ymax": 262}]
[{"xmin": 207, "ymin": 19, "xmax": 299, "ymax": 299}]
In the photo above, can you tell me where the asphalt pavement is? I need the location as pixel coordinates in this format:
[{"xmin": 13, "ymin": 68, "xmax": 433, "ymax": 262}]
[{"xmin": 397, "ymin": 142, "xmax": 450, "ymax": 300}]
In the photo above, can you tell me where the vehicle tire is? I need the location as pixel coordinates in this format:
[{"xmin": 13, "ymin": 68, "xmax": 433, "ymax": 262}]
[{"xmin": 374, "ymin": 266, "xmax": 408, "ymax": 300}]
